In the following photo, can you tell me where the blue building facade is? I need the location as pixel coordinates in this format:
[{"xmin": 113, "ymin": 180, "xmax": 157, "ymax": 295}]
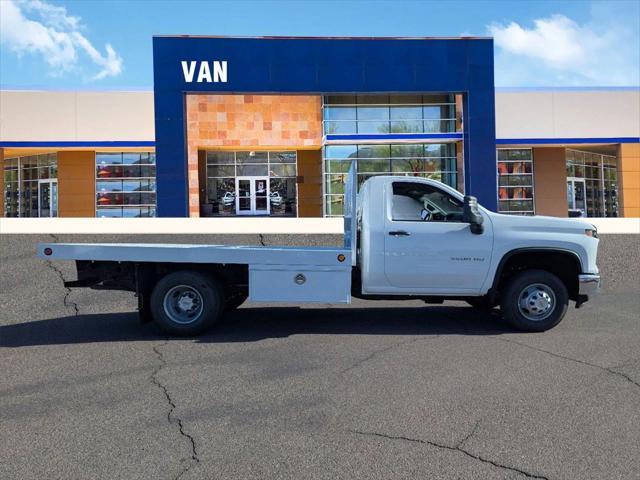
[{"xmin": 152, "ymin": 36, "xmax": 497, "ymax": 217}]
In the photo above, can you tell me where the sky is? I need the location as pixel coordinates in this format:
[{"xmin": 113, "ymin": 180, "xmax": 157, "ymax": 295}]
[{"xmin": 1, "ymin": 0, "xmax": 639, "ymax": 90}]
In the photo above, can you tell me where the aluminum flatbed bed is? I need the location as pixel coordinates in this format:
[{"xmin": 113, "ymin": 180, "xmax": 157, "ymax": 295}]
[
  {"xmin": 38, "ymin": 242, "xmax": 353, "ymax": 305},
  {"xmin": 38, "ymin": 243, "xmax": 351, "ymax": 267}
]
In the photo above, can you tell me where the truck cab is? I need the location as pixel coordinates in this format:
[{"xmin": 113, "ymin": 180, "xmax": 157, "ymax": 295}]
[
  {"xmin": 353, "ymin": 174, "xmax": 600, "ymax": 331},
  {"xmin": 39, "ymin": 164, "xmax": 601, "ymax": 335}
]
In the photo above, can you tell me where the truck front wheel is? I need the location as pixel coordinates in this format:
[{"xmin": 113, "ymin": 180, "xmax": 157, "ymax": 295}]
[
  {"xmin": 500, "ymin": 269, "xmax": 569, "ymax": 332},
  {"xmin": 150, "ymin": 270, "xmax": 223, "ymax": 336}
]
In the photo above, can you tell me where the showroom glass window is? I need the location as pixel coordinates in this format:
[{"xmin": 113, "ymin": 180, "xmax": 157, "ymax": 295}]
[
  {"xmin": 3, "ymin": 153, "xmax": 57, "ymax": 217},
  {"xmin": 323, "ymin": 95, "xmax": 458, "ymax": 135},
  {"xmin": 323, "ymin": 143, "xmax": 457, "ymax": 216},
  {"xmin": 566, "ymin": 149, "xmax": 618, "ymax": 217},
  {"xmin": 497, "ymin": 149, "xmax": 535, "ymax": 215},
  {"xmin": 205, "ymin": 150, "xmax": 297, "ymax": 216},
  {"xmin": 96, "ymin": 152, "xmax": 156, "ymax": 217}
]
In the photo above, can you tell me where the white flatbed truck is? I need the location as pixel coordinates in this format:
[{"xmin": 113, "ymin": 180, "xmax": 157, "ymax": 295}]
[{"xmin": 39, "ymin": 165, "xmax": 601, "ymax": 335}]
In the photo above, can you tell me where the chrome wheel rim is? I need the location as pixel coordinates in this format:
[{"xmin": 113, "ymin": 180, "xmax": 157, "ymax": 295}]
[
  {"xmin": 518, "ymin": 283, "xmax": 556, "ymax": 321},
  {"xmin": 163, "ymin": 285, "xmax": 204, "ymax": 325}
]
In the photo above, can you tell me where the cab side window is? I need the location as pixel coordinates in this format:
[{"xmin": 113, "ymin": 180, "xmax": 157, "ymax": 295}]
[{"xmin": 391, "ymin": 181, "xmax": 465, "ymax": 222}]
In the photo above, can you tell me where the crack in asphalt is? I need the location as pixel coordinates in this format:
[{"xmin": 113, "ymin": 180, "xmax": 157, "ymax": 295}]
[
  {"xmin": 494, "ymin": 336, "xmax": 640, "ymax": 391},
  {"xmin": 151, "ymin": 341, "xmax": 200, "ymax": 480},
  {"xmin": 340, "ymin": 336, "xmax": 429, "ymax": 374},
  {"xmin": 349, "ymin": 429, "xmax": 550, "ymax": 480},
  {"xmin": 455, "ymin": 420, "xmax": 479, "ymax": 449},
  {"xmin": 44, "ymin": 234, "xmax": 79, "ymax": 316}
]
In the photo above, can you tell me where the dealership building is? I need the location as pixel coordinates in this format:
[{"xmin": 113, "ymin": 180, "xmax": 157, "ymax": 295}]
[{"xmin": 1, "ymin": 36, "xmax": 639, "ymax": 219}]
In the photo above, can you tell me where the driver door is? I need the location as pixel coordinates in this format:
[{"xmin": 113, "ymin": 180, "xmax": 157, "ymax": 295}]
[{"xmin": 383, "ymin": 180, "xmax": 493, "ymax": 293}]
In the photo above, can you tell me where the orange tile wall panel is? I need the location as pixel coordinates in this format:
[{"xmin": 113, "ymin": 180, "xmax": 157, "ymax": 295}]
[
  {"xmin": 186, "ymin": 94, "xmax": 323, "ymax": 217},
  {"xmin": 533, "ymin": 147, "xmax": 568, "ymax": 217},
  {"xmin": 296, "ymin": 149, "xmax": 323, "ymax": 217},
  {"xmin": 57, "ymin": 151, "xmax": 96, "ymax": 217},
  {"xmin": 619, "ymin": 143, "xmax": 640, "ymax": 217}
]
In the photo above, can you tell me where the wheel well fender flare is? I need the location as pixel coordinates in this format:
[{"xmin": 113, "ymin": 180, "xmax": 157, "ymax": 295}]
[{"xmin": 487, "ymin": 247, "xmax": 583, "ymax": 302}]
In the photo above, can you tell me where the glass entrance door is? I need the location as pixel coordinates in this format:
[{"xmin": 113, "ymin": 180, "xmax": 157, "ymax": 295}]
[
  {"xmin": 253, "ymin": 178, "xmax": 268, "ymax": 215},
  {"xmin": 38, "ymin": 179, "xmax": 58, "ymax": 217},
  {"xmin": 236, "ymin": 178, "xmax": 252, "ymax": 214},
  {"xmin": 235, "ymin": 177, "xmax": 269, "ymax": 215},
  {"xmin": 567, "ymin": 178, "xmax": 586, "ymax": 217}
]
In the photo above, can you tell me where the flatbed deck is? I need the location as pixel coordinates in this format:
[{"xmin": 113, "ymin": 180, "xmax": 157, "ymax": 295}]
[{"xmin": 38, "ymin": 243, "xmax": 352, "ymax": 268}]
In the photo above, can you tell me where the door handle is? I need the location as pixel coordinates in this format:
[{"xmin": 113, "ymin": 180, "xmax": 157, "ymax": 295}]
[{"xmin": 388, "ymin": 230, "xmax": 411, "ymax": 236}]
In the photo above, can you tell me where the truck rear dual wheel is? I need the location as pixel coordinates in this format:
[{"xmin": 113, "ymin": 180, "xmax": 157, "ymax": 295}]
[
  {"xmin": 150, "ymin": 270, "xmax": 223, "ymax": 336},
  {"xmin": 500, "ymin": 269, "xmax": 569, "ymax": 332}
]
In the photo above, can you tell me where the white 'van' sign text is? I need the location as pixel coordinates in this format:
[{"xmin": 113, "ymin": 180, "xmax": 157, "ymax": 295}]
[{"xmin": 181, "ymin": 61, "xmax": 227, "ymax": 83}]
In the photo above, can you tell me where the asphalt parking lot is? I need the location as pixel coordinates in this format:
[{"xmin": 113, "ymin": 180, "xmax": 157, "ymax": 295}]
[{"xmin": 1, "ymin": 233, "xmax": 639, "ymax": 480}]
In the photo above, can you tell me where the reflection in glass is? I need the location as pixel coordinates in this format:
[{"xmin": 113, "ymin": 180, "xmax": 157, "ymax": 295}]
[
  {"xmin": 254, "ymin": 178, "xmax": 269, "ymax": 212},
  {"xmin": 357, "ymin": 159, "xmax": 391, "ymax": 173},
  {"xmin": 323, "ymin": 143, "xmax": 458, "ymax": 215},
  {"xmin": 270, "ymin": 152, "xmax": 296, "ymax": 164},
  {"xmin": 2, "ymin": 153, "xmax": 58, "ymax": 217},
  {"xmin": 358, "ymin": 144, "xmax": 391, "ymax": 158},
  {"xmin": 204, "ymin": 151, "xmax": 297, "ymax": 217},
  {"xmin": 325, "ymin": 174, "xmax": 347, "ymax": 195},
  {"xmin": 390, "ymin": 121, "xmax": 422, "ymax": 133},
  {"xmin": 325, "ymin": 160, "xmax": 353, "ymax": 174},
  {"xmin": 323, "ymin": 106, "xmax": 356, "ymax": 120},
  {"xmin": 324, "ymin": 121, "xmax": 357, "ymax": 134},
  {"xmin": 236, "ymin": 151, "xmax": 268, "ymax": 164},
  {"xmin": 97, "ymin": 181, "xmax": 123, "ymax": 192},
  {"xmin": 392, "ymin": 159, "xmax": 424, "ymax": 173},
  {"xmin": 325, "ymin": 195, "xmax": 344, "ymax": 216},
  {"xmin": 121, "ymin": 207, "xmax": 143, "ymax": 218},
  {"xmin": 208, "ymin": 165, "xmax": 235, "ymax": 177},
  {"xmin": 206, "ymin": 151, "xmax": 235, "ymax": 164},
  {"xmin": 390, "ymin": 106, "xmax": 422, "ymax": 119},
  {"xmin": 269, "ymin": 163, "xmax": 295, "ymax": 177},
  {"xmin": 565, "ymin": 148, "xmax": 618, "ymax": 217},
  {"xmin": 325, "ymin": 145, "xmax": 358, "ymax": 159},
  {"xmin": 96, "ymin": 153, "xmax": 123, "ymax": 165},
  {"xmin": 269, "ymin": 178, "xmax": 297, "ymax": 216},
  {"xmin": 323, "ymin": 94, "xmax": 457, "ymax": 135},
  {"xmin": 95, "ymin": 151, "xmax": 156, "ymax": 217},
  {"xmin": 207, "ymin": 178, "xmax": 236, "ymax": 215},
  {"xmin": 497, "ymin": 149, "xmax": 535, "ymax": 215},
  {"xmin": 238, "ymin": 179, "xmax": 251, "ymax": 211},
  {"xmin": 237, "ymin": 164, "xmax": 268, "ymax": 176},
  {"xmin": 96, "ymin": 208, "xmax": 123, "ymax": 218},
  {"xmin": 356, "ymin": 121, "xmax": 388, "ymax": 134}
]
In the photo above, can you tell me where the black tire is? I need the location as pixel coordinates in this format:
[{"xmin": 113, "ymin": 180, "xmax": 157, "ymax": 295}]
[
  {"xmin": 224, "ymin": 293, "xmax": 247, "ymax": 313},
  {"xmin": 500, "ymin": 269, "xmax": 569, "ymax": 332},
  {"xmin": 150, "ymin": 270, "xmax": 223, "ymax": 336}
]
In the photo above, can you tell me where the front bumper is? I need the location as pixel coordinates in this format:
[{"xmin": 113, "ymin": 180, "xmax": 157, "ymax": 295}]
[{"xmin": 579, "ymin": 273, "xmax": 601, "ymax": 297}]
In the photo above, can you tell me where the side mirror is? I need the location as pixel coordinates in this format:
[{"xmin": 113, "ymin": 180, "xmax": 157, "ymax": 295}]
[{"xmin": 463, "ymin": 195, "xmax": 484, "ymax": 234}]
